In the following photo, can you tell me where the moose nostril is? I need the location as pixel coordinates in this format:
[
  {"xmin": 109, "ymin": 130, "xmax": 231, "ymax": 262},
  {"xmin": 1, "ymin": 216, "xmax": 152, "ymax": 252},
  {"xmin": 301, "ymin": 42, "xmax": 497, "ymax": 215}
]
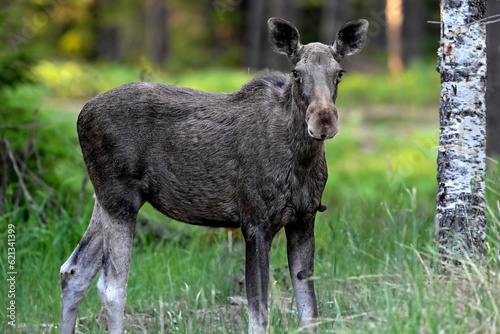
[{"xmin": 321, "ymin": 134, "xmax": 327, "ymax": 139}]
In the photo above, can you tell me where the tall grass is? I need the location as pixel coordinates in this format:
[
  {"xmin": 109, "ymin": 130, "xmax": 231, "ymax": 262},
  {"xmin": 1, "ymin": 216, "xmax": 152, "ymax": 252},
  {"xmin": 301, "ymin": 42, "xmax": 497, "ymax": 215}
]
[
  {"xmin": 2, "ymin": 169, "xmax": 499, "ymax": 333},
  {"xmin": 1, "ymin": 62, "xmax": 499, "ymax": 333}
]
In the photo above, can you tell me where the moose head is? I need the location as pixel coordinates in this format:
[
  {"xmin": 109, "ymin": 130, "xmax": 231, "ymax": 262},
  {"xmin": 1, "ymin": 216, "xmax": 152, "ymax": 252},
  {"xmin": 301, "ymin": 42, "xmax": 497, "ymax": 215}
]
[{"xmin": 268, "ymin": 18, "xmax": 368, "ymax": 140}]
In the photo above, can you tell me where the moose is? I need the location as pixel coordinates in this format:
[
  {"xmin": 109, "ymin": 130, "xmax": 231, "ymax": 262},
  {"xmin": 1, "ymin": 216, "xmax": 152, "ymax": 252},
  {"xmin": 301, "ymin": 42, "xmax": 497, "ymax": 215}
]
[{"xmin": 60, "ymin": 18, "xmax": 368, "ymax": 333}]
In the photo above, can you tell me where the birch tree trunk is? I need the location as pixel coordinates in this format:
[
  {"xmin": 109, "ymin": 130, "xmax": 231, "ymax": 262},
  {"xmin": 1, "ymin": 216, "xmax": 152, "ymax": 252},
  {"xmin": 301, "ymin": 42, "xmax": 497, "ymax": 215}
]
[
  {"xmin": 486, "ymin": 0, "xmax": 500, "ymax": 158},
  {"xmin": 435, "ymin": 0, "xmax": 487, "ymax": 261}
]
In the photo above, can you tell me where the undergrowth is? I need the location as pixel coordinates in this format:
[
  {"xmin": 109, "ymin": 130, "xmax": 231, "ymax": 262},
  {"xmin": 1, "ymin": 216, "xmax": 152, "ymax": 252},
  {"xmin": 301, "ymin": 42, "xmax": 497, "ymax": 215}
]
[{"xmin": 1, "ymin": 164, "xmax": 499, "ymax": 333}]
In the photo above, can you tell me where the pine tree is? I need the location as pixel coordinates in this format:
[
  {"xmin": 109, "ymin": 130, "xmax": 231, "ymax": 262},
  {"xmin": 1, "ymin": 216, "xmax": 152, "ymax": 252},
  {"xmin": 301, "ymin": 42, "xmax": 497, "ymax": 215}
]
[{"xmin": 435, "ymin": 0, "xmax": 488, "ymax": 261}]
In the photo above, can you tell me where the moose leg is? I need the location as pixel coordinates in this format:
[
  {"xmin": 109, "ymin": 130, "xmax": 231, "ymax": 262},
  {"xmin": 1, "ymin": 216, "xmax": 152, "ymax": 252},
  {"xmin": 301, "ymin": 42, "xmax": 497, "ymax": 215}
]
[
  {"xmin": 244, "ymin": 229, "xmax": 272, "ymax": 334},
  {"xmin": 96, "ymin": 207, "xmax": 137, "ymax": 334},
  {"xmin": 285, "ymin": 218, "xmax": 318, "ymax": 332},
  {"xmin": 60, "ymin": 201, "xmax": 104, "ymax": 334}
]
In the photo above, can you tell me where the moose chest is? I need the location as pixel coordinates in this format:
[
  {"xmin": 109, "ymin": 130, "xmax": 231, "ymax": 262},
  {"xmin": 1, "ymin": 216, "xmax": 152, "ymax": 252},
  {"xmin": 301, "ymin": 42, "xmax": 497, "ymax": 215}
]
[{"xmin": 233, "ymin": 147, "xmax": 328, "ymax": 229}]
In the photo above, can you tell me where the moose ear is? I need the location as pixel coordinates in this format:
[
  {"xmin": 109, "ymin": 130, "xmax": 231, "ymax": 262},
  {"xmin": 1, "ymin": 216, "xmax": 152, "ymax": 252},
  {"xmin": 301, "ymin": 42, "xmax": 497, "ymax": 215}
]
[
  {"xmin": 268, "ymin": 18, "xmax": 302, "ymax": 63},
  {"xmin": 331, "ymin": 19, "xmax": 369, "ymax": 60}
]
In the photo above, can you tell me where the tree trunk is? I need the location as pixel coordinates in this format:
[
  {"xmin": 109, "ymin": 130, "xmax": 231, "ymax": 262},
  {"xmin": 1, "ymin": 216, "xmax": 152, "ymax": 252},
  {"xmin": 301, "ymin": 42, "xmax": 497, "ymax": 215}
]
[
  {"xmin": 246, "ymin": 0, "xmax": 266, "ymax": 70},
  {"xmin": 486, "ymin": 0, "xmax": 500, "ymax": 158},
  {"xmin": 368, "ymin": 0, "xmax": 387, "ymax": 53},
  {"xmin": 320, "ymin": 0, "xmax": 351, "ymax": 45},
  {"xmin": 88, "ymin": 0, "xmax": 121, "ymax": 62},
  {"xmin": 435, "ymin": 0, "xmax": 487, "ymax": 261},
  {"xmin": 385, "ymin": 0, "xmax": 403, "ymax": 75},
  {"xmin": 402, "ymin": 0, "xmax": 424, "ymax": 66},
  {"xmin": 145, "ymin": 0, "xmax": 169, "ymax": 67},
  {"xmin": 266, "ymin": 0, "xmax": 301, "ymax": 71}
]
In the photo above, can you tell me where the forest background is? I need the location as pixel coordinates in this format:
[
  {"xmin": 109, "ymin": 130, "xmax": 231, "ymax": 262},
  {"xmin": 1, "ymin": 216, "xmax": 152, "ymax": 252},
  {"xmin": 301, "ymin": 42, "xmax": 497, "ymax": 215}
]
[{"xmin": 1, "ymin": 0, "xmax": 500, "ymax": 333}]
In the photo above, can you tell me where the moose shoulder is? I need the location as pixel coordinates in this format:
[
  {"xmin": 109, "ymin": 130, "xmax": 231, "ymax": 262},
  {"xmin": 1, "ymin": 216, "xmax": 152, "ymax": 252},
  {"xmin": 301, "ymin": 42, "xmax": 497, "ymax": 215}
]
[{"xmin": 61, "ymin": 18, "xmax": 368, "ymax": 334}]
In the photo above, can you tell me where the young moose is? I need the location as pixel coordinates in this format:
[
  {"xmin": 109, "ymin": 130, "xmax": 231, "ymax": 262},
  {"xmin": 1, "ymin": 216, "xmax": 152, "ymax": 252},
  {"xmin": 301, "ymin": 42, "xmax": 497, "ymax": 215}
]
[{"xmin": 60, "ymin": 18, "xmax": 368, "ymax": 333}]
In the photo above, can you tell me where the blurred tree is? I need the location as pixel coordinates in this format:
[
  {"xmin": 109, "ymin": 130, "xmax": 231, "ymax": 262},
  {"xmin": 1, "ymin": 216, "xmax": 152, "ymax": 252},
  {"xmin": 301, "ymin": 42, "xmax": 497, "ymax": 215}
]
[
  {"xmin": 365, "ymin": 0, "xmax": 388, "ymax": 54},
  {"xmin": 435, "ymin": 0, "xmax": 487, "ymax": 262},
  {"xmin": 0, "ymin": 0, "xmax": 443, "ymax": 73},
  {"xmin": 320, "ymin": 0, "xmax": 352, "ymax": 45},
  {"xmin": 402, "ymin": 0, "xmax": 424, "ymax": 65},
  {"xmin": 145, "ymin": 0, "xmax": 169, "ymax": 66},
  {"xmin": 267, "ymin": 0, "xmax": 301, "ymax": 71},
  {"xmin": 246, "ymin": 0, "xmax": 266, "ymax": 70},
  {"xmin": 385, "ymin": 0, "xmax": 403, "ymax": 75},
  {"xmin": 246, "ymin": 0, "xmax": 301, "ymax": 71},
  {"xmin": 486, "ymin": 0, "xmax": 500, "ymax": 158},
  {"xmin": 88, "ymin": 0, "xmax": 122, "ymax": 62}
]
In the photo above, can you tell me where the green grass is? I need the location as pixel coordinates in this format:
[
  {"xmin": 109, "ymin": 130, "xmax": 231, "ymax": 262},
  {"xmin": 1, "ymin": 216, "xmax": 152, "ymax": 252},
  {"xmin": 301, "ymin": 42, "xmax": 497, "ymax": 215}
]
[
  {"xmin": 1, "ymin": 61, "xmax": 499, "ymax": 333},
  {"xmin": 339, "ymin": 61, "xmax": 440, "ymax": 107},
  {"xmin": 32, "ymin": 60, "xmax": 253, "ymax": 99},
  {"xmin": 2, "ymin": 171, "xmax": 499, "ymax": 333}
]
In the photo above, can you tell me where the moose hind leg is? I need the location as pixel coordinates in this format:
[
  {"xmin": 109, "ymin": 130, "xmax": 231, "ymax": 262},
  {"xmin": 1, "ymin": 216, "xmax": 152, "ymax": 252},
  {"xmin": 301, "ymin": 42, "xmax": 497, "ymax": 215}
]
[
  {"xmin": 285, "ymin": 219, "xmax": 318, "ymax": 333},
  {"xmin": 96, "ymin": 207, "xmax": 137, "ymax": 334},
  {"xmin": 60, "ymin": 201, "xmax": 104, "ymax": 334}
]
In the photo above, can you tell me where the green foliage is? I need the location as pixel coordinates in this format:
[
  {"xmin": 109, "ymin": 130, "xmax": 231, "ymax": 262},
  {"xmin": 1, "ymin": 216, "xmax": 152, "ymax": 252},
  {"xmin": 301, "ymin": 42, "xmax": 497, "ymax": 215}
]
[
  {"xmin": 0, "ymin": 4, "xmax": 36, "ymax": 120},
  {"xmin": 0, "ymin": 52, "xmax": 35, "ymax": 91},
  {"xmin": 0, "ymin": 84, "xmax": 83, "ymax": 218},
  {"xmin": 0, "ymin": 2, "xmax": 35, "ymax": 91}
]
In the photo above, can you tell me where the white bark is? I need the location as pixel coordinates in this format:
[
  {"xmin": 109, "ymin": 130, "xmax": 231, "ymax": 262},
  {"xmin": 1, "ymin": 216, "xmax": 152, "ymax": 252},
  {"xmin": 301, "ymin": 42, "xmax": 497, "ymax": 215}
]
[{"xmin": 435, "ymin": 0, "xmax": 487, "ymax": 260}]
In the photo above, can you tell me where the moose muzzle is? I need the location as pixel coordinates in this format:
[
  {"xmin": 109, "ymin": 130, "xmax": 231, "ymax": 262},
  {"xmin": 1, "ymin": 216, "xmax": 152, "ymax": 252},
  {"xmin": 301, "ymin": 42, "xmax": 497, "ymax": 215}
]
[{"xmin": 306, "ymin": 98, "xmax": 339, "ymax": 140}]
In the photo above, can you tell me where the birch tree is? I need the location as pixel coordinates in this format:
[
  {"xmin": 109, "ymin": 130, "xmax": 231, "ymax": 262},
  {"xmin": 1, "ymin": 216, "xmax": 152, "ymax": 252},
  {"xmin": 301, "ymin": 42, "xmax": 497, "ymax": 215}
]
[
  {"xmin": 435, "ymin": 0, "xmax": 487, "ymax": 260},
  {"xmin": 486, "ymin": 0, "xmax": 500, "ymax": 157}
]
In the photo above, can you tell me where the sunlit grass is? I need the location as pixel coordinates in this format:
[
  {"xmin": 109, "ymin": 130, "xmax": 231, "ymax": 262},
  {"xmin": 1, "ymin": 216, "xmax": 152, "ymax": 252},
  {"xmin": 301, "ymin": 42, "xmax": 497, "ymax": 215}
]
[
  {"xmin": 339, "ymin": 61, "xmax": 441, "ymax": 107},
  {"xmin": 33, "ymin": 60, "xmax": 252, "ymax": 98},
  {"xmin": 32, "ymin": 60, "xmax": 440, "ymax": 107}
]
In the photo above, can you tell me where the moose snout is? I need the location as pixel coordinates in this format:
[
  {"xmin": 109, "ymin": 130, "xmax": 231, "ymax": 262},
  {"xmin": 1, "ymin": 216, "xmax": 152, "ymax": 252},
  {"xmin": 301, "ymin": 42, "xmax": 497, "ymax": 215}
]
[
  {"xmin": 308, "ymin": 127, "xmax": 338, "ymax": 140},
  {"xmin": 306, "ymin": 102, "xmax": 339, "ymax": 140}
]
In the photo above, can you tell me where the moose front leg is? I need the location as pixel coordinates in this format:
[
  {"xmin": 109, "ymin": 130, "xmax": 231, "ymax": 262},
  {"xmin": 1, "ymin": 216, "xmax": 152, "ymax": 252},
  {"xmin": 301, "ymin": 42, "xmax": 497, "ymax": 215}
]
[
  {"xmin": 285, "ymin": 217, "xmax": 318, "ymax": 333},
  {"xmin": 244, "ymin": 228, "xmax": 272, "ymax": 334}
]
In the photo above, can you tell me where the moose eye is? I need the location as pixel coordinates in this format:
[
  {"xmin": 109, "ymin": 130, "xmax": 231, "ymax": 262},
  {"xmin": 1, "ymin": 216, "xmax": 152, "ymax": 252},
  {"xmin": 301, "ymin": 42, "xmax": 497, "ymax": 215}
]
[
  {"xmin": 337, "ymin": 70, "xmax": 345, "ymax": 83},
  {"xmin": 291, "ymin": 69, "xmax": 299, "ymax": 80}
]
